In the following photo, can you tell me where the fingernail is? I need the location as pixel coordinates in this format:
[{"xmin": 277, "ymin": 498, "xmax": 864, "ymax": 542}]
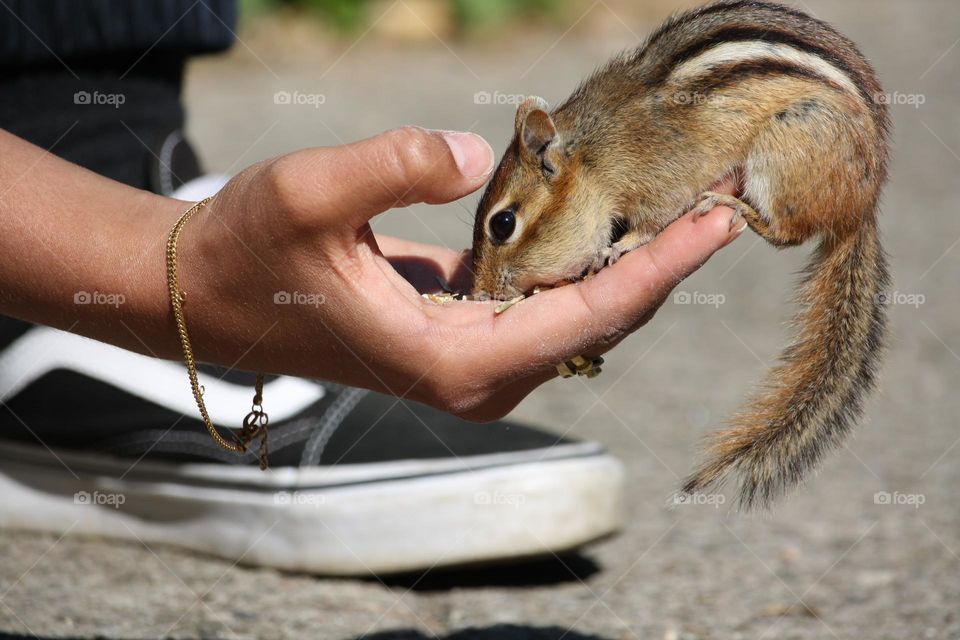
[
  {"xmin": 440, "ymin": 131, "xmax": 494, "ymax": 178},
  {"xmin": 724, "ymin": 220, "xmax": 749, "ymax": 246}
]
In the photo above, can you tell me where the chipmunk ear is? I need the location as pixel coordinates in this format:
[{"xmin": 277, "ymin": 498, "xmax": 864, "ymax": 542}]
[
  {"xmin": 515, "ymin": 96, "xmax": 558, "ymax": 175},
  {"xmin": 515, "ymin": 96, "xmax": 549, "ymax": 131}
]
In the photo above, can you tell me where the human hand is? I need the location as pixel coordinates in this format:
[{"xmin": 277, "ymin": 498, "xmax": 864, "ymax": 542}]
[{"xmin": 176, "ymin": 127, "xmax": 744, "ymax": 421}]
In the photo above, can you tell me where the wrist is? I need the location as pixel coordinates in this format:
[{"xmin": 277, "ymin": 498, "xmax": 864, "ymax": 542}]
[
  {"xmin": 159, "ymin": 189, "xmax": 283, "ymax": 373},
  {"xmin": 55, "ymin": 191, "xmax": 192, "ymax": 360},
  {"xmin": 115, "ymin": 192, "xmax": 201, "ymax": 359}
]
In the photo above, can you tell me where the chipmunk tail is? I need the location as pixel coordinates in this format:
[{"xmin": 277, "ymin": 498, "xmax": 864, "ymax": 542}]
[{"xmin": 681, "ymin": 219, "xmax": 889, "ymax": 510}]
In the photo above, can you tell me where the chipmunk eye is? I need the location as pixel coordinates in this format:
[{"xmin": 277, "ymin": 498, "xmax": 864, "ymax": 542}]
[{"xmin": 489, "ymin": 209, "xmax": 517, "ymax": 244}]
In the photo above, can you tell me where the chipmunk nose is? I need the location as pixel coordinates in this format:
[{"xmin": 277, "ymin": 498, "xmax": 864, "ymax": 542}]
[
  {"xmin": 471, "ymin": 279, "xmax": 522, "ymax": 302},
  {"xmin": 491, "ymin": 279, "xmax": 525, "ymax": 301}
]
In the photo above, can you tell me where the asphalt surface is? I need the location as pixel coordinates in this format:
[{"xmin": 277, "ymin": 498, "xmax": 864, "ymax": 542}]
[{"xmin": 1, "ymin": 1, "xmax": 958, "ymax": 638}]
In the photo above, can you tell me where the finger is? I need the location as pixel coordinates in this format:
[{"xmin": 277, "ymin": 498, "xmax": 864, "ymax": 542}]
[
  {"xmin": 482, "ymin": 203, "xmax": 747, "ymax": 369},
  {"xmin": 274, "ymin": 126, "xmax": 494, "ymax": 227}
]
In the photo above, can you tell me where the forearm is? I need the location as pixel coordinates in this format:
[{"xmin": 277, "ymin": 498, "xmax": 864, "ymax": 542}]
[{"xmin": 0, "ymin": 128, "xmax": 185, "ymax": 358}]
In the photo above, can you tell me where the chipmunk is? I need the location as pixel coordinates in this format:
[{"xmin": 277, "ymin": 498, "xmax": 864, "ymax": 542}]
[{"xmin": 471, "ymin": 0, "xmax": 890, "ymax": 509}]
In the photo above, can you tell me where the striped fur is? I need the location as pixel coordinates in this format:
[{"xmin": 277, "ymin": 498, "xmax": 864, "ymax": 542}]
[{"xmin": 670, "ymin": 41, "xmax": 861, "ymax": 97}]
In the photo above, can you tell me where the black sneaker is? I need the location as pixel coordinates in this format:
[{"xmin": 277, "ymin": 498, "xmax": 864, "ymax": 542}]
[{"xmin": 0, "ymin": 159, "xmax": 624, "ymax": 576}]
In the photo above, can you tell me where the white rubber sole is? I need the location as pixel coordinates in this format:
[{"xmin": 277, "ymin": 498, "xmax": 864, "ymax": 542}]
[{"xmin": 0, "ymin": 439, "xmax": 624, "ymax": 575}]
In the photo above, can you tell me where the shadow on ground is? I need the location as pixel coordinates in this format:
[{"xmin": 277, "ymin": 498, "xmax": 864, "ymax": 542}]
[
  {"xmin": 357, "ymin": 624, "xmax": 614, "ymax": 640},
  {"xmin": 373, "ymin": 552, "xmax": 601, "ymax": 592}
]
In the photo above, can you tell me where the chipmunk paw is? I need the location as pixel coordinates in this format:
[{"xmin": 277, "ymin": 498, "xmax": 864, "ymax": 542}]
[
  {"xmin": 587, "ymin": 230, "xmax": 651, "ymax": 275},
  {"xmin": 692, "ymin": 191, "xmax": 758, "ymax": 231},
  {"xmin": 606, "ymin": 230, "xmax": 650, "ymax": 266}
]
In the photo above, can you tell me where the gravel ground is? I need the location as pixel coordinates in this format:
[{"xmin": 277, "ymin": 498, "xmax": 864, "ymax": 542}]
[{"xmin": 2, "ymin": 1, "xmax": 958, "ymax": 638}]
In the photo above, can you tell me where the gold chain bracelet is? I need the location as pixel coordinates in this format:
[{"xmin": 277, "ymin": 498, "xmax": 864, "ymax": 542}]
[{"xmin": 166, "ymin": 197, "xmax": 270, "ymax": 469}]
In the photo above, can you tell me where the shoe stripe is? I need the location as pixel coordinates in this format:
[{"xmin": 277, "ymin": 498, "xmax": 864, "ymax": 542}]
[
  {"xmin": 300, "ymin": 387, "xmax": 370, "ymax": 466},
  {"xmin": 0, "ymin": 327, "xmax": 324, "ymax": 424}
]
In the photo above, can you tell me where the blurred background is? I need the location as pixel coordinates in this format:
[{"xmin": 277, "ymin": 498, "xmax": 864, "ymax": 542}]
[{"xmin": 2, "ymin": 0, "xmax": 958, "ymax": 638}]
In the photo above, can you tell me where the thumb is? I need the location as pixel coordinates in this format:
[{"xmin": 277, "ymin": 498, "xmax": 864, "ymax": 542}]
[{"xmin": 275, "ymin": 126, "xmax": 494, "ymax": 226}]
